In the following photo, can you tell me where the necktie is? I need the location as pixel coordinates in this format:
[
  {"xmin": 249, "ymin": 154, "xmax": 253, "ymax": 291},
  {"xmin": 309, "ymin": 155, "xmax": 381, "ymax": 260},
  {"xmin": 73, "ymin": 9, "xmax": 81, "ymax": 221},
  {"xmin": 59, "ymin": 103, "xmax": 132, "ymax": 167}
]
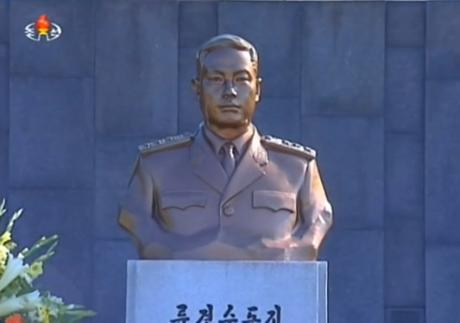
[{"xmin": 221, "ymin": 142, "xmax": 236, "ymax": 177}]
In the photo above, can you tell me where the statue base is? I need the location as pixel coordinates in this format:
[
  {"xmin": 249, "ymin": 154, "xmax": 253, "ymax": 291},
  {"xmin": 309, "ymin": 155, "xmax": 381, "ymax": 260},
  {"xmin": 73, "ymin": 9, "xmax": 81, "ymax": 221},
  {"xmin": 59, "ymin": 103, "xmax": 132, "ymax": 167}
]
[{"xmin": 126, "ymin": 260, "xmax": 327, "ymax": 323}]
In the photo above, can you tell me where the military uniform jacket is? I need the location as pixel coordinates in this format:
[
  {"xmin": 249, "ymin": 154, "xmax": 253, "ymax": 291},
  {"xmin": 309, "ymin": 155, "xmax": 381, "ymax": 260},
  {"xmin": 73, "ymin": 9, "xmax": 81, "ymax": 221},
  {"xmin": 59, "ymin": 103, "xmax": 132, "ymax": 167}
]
[{"xmin": 118, "ymin": 125, "xmax": 332, "ymax": 260}]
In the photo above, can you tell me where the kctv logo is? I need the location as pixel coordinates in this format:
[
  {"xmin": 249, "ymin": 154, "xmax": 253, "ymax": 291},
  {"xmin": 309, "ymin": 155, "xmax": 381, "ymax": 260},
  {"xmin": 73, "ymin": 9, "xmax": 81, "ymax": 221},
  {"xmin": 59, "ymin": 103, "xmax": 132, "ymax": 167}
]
[{"xmin": 24, "ymin": 14, "xmax": 62, "ymax": 42}]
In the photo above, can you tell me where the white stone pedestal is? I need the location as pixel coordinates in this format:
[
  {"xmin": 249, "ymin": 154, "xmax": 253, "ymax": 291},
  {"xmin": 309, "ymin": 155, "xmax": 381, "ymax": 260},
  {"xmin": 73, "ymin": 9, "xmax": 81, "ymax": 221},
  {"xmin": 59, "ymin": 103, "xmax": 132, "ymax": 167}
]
[{"xmin": 126, "ymin": 260, "xmax": 327, "ymax": 323}]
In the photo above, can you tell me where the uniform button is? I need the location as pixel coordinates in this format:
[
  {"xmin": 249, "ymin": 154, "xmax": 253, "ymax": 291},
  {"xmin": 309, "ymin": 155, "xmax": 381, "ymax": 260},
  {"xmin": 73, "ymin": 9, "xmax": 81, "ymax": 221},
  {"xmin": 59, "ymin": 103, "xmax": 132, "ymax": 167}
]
[{"xmin": 223, "ymin": 204, "xmax": 235, "ymax": 216}]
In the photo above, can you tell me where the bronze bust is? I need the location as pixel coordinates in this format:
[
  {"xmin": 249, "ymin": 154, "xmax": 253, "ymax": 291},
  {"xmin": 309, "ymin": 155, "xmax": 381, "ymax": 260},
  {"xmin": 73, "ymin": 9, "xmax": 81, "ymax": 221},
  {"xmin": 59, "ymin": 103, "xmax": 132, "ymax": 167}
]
[{"xmin": 118, "ymin": 34, "xmax": 333, "ymax": 260}]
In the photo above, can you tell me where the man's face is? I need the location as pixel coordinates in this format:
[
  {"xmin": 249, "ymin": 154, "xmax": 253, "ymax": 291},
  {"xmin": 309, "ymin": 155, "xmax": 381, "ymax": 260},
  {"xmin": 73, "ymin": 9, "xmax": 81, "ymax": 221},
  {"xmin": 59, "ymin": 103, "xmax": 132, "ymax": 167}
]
[{"xmin": 195, "ymin": 47, "xmax": 261, "ymax": 131}]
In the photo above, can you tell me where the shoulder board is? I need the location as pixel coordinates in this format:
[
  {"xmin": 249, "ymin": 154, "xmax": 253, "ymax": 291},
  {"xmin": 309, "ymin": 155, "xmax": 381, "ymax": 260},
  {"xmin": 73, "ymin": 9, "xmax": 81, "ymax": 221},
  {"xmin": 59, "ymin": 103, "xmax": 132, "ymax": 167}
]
[
  {"xmin": 261, "ymin": 135, "xmax": 316, "ymax": 160},
  {"xmin": 138, "ymin": 133, "xmax": 194, "ymax": 155}
]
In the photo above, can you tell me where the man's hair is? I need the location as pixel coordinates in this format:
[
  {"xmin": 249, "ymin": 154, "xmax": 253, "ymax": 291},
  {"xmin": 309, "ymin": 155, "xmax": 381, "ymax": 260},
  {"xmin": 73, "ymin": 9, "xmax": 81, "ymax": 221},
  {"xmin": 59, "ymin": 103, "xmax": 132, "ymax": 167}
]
[{"xmin": 196, "ymin": 34, "xmax": 259, "ymax": 77}]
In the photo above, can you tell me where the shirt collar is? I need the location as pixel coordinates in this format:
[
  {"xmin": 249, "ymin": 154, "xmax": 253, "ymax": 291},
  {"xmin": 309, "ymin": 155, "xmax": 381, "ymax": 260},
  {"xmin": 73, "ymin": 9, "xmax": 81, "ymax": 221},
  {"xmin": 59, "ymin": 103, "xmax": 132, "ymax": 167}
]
[{"xmin": 203, "ymin": 124, "xmax": 254, "ymax": 156}]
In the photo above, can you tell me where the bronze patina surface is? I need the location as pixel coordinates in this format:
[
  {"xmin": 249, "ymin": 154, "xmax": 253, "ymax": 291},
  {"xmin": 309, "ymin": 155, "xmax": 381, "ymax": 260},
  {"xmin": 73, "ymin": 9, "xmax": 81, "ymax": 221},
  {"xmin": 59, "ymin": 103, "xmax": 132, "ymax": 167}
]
[{"xmin": 118, "ymin": 34, "xmax": 333, "ymax": 260}]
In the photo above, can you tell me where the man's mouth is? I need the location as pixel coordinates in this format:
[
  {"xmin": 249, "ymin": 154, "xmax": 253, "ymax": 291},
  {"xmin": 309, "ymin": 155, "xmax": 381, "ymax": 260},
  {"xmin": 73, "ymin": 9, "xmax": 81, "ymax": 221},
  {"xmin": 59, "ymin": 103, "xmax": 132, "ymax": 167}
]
[{"xmin": 219, "ymin": 105, "xmax": 240, "ymax": 111}]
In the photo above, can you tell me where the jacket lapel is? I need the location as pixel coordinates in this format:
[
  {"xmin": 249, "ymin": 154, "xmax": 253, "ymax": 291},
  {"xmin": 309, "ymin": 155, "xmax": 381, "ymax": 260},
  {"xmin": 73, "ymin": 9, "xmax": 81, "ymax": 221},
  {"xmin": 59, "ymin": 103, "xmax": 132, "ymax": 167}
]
[
  {"xmin": 190, "ymin": 126, "xmax": 227, "ymax": 193},
  {"xmin": 222, "ymin": 129, "xmax": 268, "ymax": 203}
]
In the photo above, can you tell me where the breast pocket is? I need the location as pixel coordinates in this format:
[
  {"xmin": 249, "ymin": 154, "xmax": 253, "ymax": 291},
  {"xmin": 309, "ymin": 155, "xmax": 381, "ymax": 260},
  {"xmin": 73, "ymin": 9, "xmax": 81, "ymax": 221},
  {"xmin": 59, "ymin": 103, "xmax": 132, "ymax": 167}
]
[
  {"xmin": 159, "ymin": 191, "xmax": 210, "ymax": 236},
  {"xmin": 161, "ymin": 191, "xmax": 208, "ymax": 211},
  {"xmin": 252, "ymin": 190, "xmax": 296, "ymax": 213}
]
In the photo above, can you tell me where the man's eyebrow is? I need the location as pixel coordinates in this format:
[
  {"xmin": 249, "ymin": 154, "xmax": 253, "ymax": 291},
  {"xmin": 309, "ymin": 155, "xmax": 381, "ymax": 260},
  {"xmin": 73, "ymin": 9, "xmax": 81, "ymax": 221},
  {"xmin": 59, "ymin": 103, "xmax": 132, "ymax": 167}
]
[
  {"xmin": 205, "ymin": 69, "xmax": 225, "ymax": 75},
  {"xmin": 204, "ymin": 69, "xmax": 251, "ymax": 75},
  {"xmin": 234, "ymin": 69, "xmax": 251, "ymax": 75}
]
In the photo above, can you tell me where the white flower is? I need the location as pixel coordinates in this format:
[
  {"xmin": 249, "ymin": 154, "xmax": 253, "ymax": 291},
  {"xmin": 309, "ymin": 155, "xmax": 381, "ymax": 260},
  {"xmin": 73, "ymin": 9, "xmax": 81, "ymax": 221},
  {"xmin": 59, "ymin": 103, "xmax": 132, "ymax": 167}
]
[
  {"xmin": 0, "ymin": 290, "xmax": 40, "ymax": 316},
  {"xmin": 27, "ymin": 308, "xmax": 41, "ymax": 321},
  {"xmin": 47, "ymin": 295, "xmax": 63, "ymax": 304},
  {"xmin": 0, "ymin": 255, "xmax": 28, "ymax": 292}
]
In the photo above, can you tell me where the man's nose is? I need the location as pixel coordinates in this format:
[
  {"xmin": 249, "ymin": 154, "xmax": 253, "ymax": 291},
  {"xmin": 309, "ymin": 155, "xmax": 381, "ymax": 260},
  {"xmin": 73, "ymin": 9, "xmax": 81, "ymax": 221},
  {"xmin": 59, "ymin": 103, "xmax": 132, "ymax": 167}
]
[{"xmin": 222, "ymin": 80, "xmax": 237, "ymax": 98}]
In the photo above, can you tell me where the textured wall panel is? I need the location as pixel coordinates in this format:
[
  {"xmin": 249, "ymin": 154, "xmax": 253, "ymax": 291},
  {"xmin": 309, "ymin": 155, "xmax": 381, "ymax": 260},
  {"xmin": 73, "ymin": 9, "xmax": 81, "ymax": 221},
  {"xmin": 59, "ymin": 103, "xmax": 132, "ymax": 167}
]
[
  {"xmin": 178, "ymin": 2, "xmax": 217, "ymax": 133},
  {"xmin": 178, "ymin": 48, "xmax": 202, "ymax": 133},
  {"xmin": 385, "ymin": 134, "xmax": 423, "ymax": 219},
  {"xmin": 179, "ymin": 2, "xmax": 216, "ymax": 49},
  {"xmin": 95, "ymin": 1, "xmax": 178, "ymax": 137},
  {"xmin": 426, "ymin": 81, "xmax": 460, "ymax": 244},
  {"xmin": 302, "ymin": 117, "xmax": 384, "ymax": 230},
  {"xmin": 385, "ymin": 49, "xmax": 424, "ymax": 134},
  {"xmin": 0, "ymin": 0, "xmax": 7, "ymax": 44},
  {"xmin": 253, "ymin": 98, "xmax": 300, "ymax": 142},
  {"xmin": 0, "ymin": 36, "xmax": 5, "ymax": 194},
  {"xmin": 0, "ymin": 45, "xmax": 6, "ymax": 209},
  {"xmin": 95, "ymin": 188, "xmax": 126, "ymax": 240},
  {"xmin": 95, "ymin": 137, "xmax": 146, "ymax": 240},
  {"xmin": 427, "ymin": 2, "xmax": 460, "ymax": 80},
  {"xmin": 322, "ymin": 229, "xmax": 384, "ymax": 323},
  {"xmin": 302, "ymin": 2, "xmax": 385, "ymax": 116},
  {"xmin": 96, "ymin": 137, "xmax": 143, "ymax": 190},
  {"xmin": 0, "ymin": 45, "xmax": 7, "ymax": 133},
  {"xmin": 93, "ymin": 241, "xmax": 137, "ymax": 323},
  {"xmin": 386, "ymin": 2, "xmax": 425, "ymax": 48},
  {"xmin": 426, "ymin": 247, "xmax": 460, "ymax": 323},
  {"xmin": 8, "ymin": 190, "xmax": 92, "ymax": 306},
  {"xmin": 385, "ymin": 217, "xmax": 424, "ymax": 307},
  {"xmin": 9, "ymin": 78, "xmax": 94, "ymax": 188},
  {"xmin": 386, "ymin": 309, "xmax": 425, "ymax": 323},
  {"xmin": 10, "ymin": 0, "xmax": 94, "ymax": 77},
  {"xmin": 0, "ymin": 133, "xmax": 7, "ymax": 198},
  {"xmin": 219, "ymin": 2, "xmax": 302, "ymax": 98}
]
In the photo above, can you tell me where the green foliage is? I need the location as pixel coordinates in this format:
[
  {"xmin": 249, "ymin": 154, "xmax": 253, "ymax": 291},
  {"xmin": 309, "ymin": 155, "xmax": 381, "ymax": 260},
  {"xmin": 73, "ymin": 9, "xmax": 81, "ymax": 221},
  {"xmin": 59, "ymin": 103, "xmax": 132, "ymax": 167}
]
[{"xmin": 0, "ymin": 199, "xmax": 96, "ymax": 322}]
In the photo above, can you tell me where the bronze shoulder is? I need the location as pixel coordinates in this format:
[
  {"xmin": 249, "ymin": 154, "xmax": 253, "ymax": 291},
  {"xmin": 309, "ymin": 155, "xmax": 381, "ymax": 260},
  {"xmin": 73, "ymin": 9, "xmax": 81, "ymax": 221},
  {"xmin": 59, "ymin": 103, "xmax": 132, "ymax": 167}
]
[
  {"xmin": 138, "ymin": 133, "xmax": 194, "ymax": 155},
  {"xmin": 260, "ymin": 135, "xmax": 316, "ymax": 160}
]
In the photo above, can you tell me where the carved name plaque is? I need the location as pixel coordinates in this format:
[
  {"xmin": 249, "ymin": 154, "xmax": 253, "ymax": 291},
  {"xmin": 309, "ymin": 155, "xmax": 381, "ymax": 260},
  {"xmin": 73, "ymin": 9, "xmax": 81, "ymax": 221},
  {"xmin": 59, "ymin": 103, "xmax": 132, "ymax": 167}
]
[{"xmin": 126, "ymin": 261, "xmax": 327, "ymax": 323}]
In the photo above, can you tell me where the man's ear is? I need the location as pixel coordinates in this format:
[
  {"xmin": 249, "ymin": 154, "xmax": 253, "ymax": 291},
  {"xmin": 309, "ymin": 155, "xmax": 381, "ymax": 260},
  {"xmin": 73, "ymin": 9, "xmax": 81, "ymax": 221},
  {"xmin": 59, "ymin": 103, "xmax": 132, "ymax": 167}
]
[
  {"xmin": 192, "ymin": 78, "xmax": 200, "ymax": 96},
  {"xmin": 255, "ymin": 77, "xmax": 262, "ymax": 103}
]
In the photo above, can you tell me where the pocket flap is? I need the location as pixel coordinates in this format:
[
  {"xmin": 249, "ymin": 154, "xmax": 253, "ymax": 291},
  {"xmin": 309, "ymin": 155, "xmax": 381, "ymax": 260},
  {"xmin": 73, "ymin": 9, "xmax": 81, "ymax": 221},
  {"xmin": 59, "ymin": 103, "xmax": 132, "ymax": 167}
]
[
  {"xmin": 253, "ymin": 190, "xmax": 296, "ymax": 213},
  {"xmin": 161, "ymin": 191, "xmax": 208, "ymax": 210}
]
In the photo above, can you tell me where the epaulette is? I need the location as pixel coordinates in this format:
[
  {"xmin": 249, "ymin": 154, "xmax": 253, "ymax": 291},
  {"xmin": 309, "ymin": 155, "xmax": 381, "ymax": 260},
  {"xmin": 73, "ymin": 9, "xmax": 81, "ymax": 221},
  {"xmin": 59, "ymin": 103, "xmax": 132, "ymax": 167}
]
[
  {"xmin": 138, "ymin": 133, "xmax": 194, "ymax": 155},
  {"xmin": 261, "ymin": 135, "xmax": 316, "ymax": 160}
]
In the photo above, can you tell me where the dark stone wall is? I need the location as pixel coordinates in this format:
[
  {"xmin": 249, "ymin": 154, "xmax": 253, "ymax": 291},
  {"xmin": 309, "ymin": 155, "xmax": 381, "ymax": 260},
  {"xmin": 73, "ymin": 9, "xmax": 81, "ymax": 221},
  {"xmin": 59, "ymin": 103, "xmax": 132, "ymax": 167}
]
[{"xmin": 1, "ymin": 1, "xmax": 459, "ymax": 323}]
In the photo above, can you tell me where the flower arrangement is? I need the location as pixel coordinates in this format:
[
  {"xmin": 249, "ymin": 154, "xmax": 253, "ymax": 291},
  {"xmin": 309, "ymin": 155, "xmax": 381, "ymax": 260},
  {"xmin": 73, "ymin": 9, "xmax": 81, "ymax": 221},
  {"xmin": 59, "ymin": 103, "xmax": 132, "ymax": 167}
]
[{"xmin": 0, "ymin": 199, "xmax": 95, "ymax": 323}]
